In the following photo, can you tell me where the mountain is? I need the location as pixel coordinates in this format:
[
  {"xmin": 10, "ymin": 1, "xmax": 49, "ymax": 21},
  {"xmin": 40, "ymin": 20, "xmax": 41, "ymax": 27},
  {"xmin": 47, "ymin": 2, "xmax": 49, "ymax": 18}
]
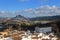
[
  {"xmin": 9, "ymin": 15, "xmax": 60, "ymax": 22},
  {"xmin": 11, "ymin": 15, "xmax": 29, "ymax": 22},
  {"xmin": 30, "ymin": 15, "xmax": 60, "ymax": 21},
  {"xmin": 0, "ymin": 15, "xmax": 60, "ymax": 22}
]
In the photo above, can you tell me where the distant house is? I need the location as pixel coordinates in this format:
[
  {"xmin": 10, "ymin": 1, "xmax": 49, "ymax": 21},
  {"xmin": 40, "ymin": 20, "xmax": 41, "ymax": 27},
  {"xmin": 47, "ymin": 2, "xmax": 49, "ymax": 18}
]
[
  {"xmin": 0, "ymin": 24, "xmax": 7, "ymax": 31},
  {"xmin": 34, "ymin": 20, "xmax": 60, "ymax": 35},
  {"xmin": 35, "ymin": 26, "xmax": 52, "ymax": 33}
]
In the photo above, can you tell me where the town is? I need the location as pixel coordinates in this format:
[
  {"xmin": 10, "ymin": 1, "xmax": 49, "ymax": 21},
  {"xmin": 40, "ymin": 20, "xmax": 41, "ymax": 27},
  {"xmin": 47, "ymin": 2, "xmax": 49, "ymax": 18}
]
[{"xmin": 0, "ymin": 18, "xmax": 60, "ymax": 40}]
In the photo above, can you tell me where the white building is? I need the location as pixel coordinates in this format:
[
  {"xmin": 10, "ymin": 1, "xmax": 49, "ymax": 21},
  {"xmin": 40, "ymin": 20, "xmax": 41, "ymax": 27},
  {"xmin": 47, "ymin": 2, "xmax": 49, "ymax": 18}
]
[
  {"xmin": 35, "ymin": 26, "xmax": 52, "ymax": 33},
  {"xmin": 0, "ymin": 35, "xmax": 13, "ymax": 40}
]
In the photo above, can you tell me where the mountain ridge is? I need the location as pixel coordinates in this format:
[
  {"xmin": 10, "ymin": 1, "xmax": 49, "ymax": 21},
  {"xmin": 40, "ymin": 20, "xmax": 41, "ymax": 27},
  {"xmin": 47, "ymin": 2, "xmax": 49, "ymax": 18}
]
[
  {"xmin": 0, "ymin": 15, "xmax": 60, "ymax": 22},
  {"xmin": 29, "ymin": 15, "xmax": 60, "ymax": 21}
]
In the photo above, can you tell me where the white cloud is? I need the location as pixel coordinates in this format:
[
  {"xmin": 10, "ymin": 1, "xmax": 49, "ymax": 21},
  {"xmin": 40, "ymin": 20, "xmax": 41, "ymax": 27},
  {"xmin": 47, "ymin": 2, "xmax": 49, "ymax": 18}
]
[
  {"xmin": 34, "ymin": 5, "xmax": 60, "ymax": 16},
  {"xmin": 0, "ymin": 11, "xmax": 9, "ymax": 17},
  {"xmin": 21, "ymin": 5, "xmax": 60, "ymax": 17},
  {"xmin": 0, "ymin": 5, "xmax": 60, "ymax": 17},
  {"xmin": 0, "ymin": 11, "xmax": 8, "ymax": 15}
]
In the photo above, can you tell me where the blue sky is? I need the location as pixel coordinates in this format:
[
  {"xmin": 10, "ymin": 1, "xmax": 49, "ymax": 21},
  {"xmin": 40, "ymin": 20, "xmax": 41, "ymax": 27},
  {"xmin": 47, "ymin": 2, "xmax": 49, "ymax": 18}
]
[
  {"xmin": 0, "ymin": 0, "xmax": 60, "ymax": 17},
  {"xmin": 0, "ymin": 0, "xmax": 41, "ymax": 11}
]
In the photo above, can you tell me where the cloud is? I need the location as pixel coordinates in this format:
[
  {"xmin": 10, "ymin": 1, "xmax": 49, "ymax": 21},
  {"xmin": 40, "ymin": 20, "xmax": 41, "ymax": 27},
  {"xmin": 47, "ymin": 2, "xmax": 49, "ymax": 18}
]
[
  {"xmin": 34, "ymin": 5, "xmax": 60, "ymax": 16},
  {"xmin": 0, "ymin": 11, "xmax": 8, "ymax": 16},
  {"xmin": 0, "ymin": 5, "xmax": 60, "ymax": 17},
  {"xmin": 0, "ymin": 11, "xmax": 6, "ymax": 17},
  {"xmin": 0, "ymin": 11, "xmax": 16, "ymax": 17},
  {"xmin": 20, "ymin": 5, "xmax": 60, "ymax": 17}
]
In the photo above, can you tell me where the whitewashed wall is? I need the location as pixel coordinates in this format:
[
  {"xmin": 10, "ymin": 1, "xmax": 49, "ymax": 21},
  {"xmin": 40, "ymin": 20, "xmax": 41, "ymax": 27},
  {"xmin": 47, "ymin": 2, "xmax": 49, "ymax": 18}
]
[{"xmin": 35, "ymin": 27, "xmax": 52, "ymax": 33}]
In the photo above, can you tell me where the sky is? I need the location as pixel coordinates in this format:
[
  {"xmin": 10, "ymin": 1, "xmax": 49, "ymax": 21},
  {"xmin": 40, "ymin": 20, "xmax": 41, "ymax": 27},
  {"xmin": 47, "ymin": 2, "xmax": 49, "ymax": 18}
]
[{"xmin": 0, "ymin": 0, "xmax": 60, "ymax": 18}]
